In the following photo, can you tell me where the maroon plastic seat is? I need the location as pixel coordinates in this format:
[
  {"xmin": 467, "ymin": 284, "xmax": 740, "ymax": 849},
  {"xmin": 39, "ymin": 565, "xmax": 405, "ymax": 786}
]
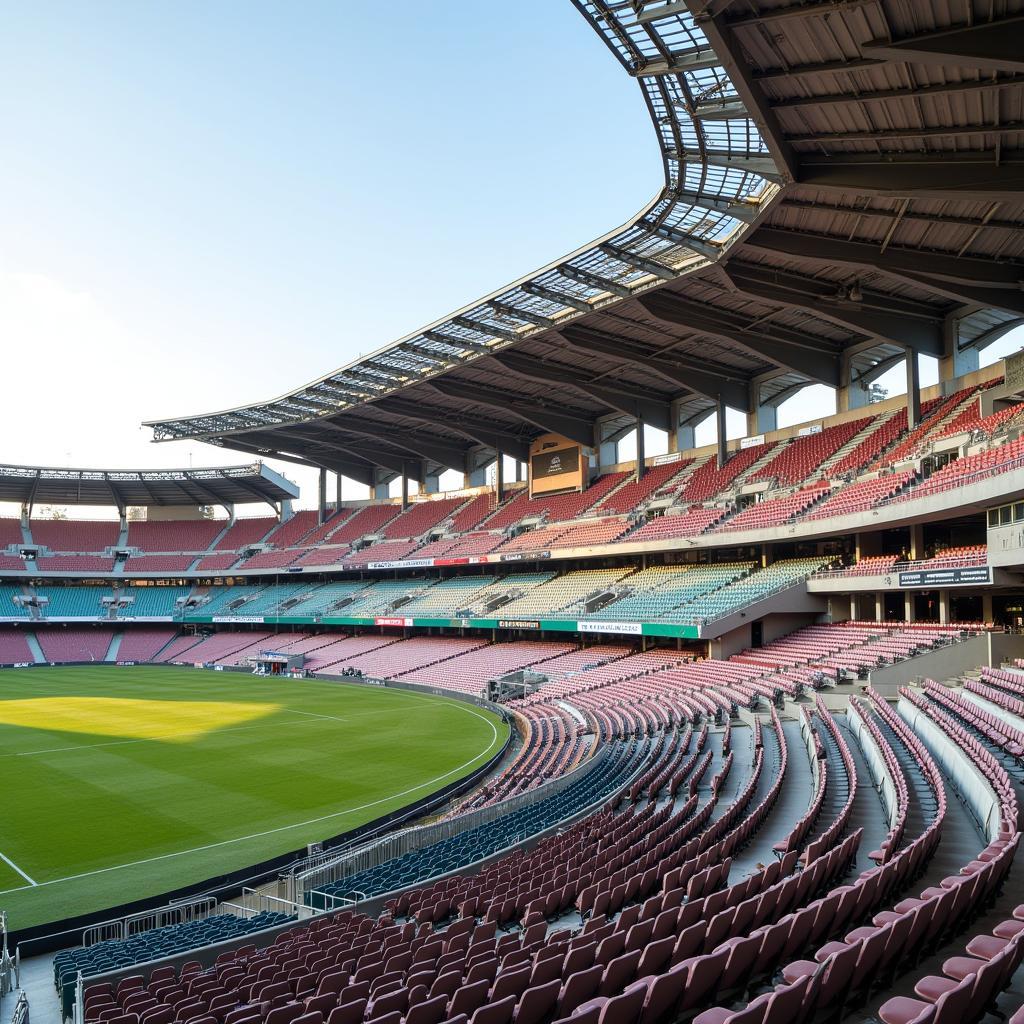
[{"xmin": 877, "ymin": 972, "xmax": 975, "ymax": 1024}]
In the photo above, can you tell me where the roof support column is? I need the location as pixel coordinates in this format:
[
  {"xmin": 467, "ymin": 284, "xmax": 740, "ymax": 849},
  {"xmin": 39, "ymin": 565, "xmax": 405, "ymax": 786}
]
[
  {"xmin": 716, "ymin": 399, "xmax": 729, "ymax": 470},
  {"xmin": 905, "ymin": 347, "xmax": 921, "ymax": 429},
  {"xmin": 464, "ymin": 450, "xmax": 492, "ymax": 489},
  {"xmin": 838, "ymin": 354, "xmax": 871, "ymax": 412},
  {"xmin": 635, "ymin": 414, "xmax": 646, "ymax": 481},
  {"xmin": 401, "ymin": 465, "xmax": 410, "ymax": 512},
  {"xmin": 335, "ymin": 473, "xmax": 342, "ymax": 514},
  {"xmin": 745, "ymin": 382, "xmax": 777, "ymax": 437},
  {"xmin": 422, "ymin": 465, "xmax": 441, "ymax": 495},
  {"xmin": 373, "ymin": 470, "xmax": 393, "ymax": 501},
  {"xmin": 495, "ymin": 453, "xmax": 505, "ymax": 504},
  {"xmin": 939, "ymin": 312, "xmax": 980, "ymax": 383},
  {"xmin": 317, "ymin": 467, "xmax": 327, "ymax": 526}
]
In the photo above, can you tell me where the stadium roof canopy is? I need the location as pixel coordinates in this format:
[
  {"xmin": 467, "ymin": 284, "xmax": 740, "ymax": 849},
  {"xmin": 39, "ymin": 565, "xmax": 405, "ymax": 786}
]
[
  {"xmin": 147, "ymin": 0, "xmax": 1024, "ymax": 484},
  {"xmin": 0, "ymin": 463, "xmax": 298, "ymax": 510}
]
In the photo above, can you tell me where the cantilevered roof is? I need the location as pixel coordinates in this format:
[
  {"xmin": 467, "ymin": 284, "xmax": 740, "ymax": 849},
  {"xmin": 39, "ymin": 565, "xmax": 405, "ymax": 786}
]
[
  {"xmin": 147, "ymin": 0, "xmax": 1024, "ymax": 483},
  {"xmin": 0, "ymin": 463, "xmax": 298, "ymax": 509}
]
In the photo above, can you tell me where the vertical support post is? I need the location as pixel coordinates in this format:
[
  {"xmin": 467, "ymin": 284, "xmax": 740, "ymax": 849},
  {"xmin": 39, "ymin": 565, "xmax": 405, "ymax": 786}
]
[
  {"xmin": 903, "ymin": 591, "xmax": 914, "ymax": 623},
  {"xmin": 939, "ymin": 311, "xmax": 979, "ymax": 384},
  {"xmin": 938, "ymin": 590, "xmax": 950, "ymax": 624},
  {"xmin": 905, "ymin": 347, "xmax": 921, "ymax": 429},
  {"xmin": 716, "ymin": 399, "xmax": 728, "ymax": 470},
  {"xmin": 335, "ymin": 473, "xmax": 342, "ymax": 515},
  {"xmin": 495, "ymin": 453, "xmax": 505, "ymax": 504},
  {"xmin": 401, "ymin": 466, "xmax": 410, "ymax": 512},
  {"xmin": 635, "ymin": 413, "xmax": 646, "ymax": 481},
  {"xmin": 874, "ymin": 592, "xmax": 884, "ymax": 623},
  {"xmin": 317, "ymin": 467, "xmax": 327, "ymax": 525},
  {"xmin": 982, "ymin": 592, "xmax": 994, "ymax": 623}
]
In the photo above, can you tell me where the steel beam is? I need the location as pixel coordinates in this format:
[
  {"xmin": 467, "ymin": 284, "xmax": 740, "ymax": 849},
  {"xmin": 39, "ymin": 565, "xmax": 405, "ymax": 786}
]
[
  {"xmin": 861, "ymin": 17, "xmax": 1024, "ymax": 74},
  {"xmin": 560, "ymin": 325, "xmax": 751, "ymax": 411},
  {"xmin": 685, "ymin": 0, "xmax": 796, "ymax": 183},
  {"xmin": 795, "ymin": 152, "xmax": 1024, "ymax": 200},
  {"xmin": 723, "ymin": 263, "xmax": 946, "ymax": 356},
  {"xmin": 637, "ymin": 290, "xmax": 843, "ymax": 385},
  {"xmin": 559, "ymin": 264, "xmax": 633, "ymax": 299},
  {"xmin": 599, "ymin": 243, "xmax": 677, "ymax": 281},
  {"xmin": 428, "ymin": 380, "xmax": 598, "ymax": 448},
  {"xmin": 309, "ymin": 420, "xmax": 468, "ymax": 472},
  {"xmin": 747, "ymin": 228, "xmax": 1024, "ymax": 316},
  {"xmin": 522, "ymin": 281, "xmax": 594, "ymax": 314},
  {"xmin": 491, "ymin": 351, "xmax": 673, "ymax": 431},
  {"xmin": 771, "ymin": 75, "xmax": 1024, "ymax": 109},
  {"xmin": 381, "ymin": 399, "xmax": 532, "ymax": 463}
]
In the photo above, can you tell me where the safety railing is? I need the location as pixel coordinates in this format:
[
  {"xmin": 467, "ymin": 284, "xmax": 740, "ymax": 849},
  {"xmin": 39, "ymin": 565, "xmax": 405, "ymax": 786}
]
[
  {"xmin": 291, "ymin": 741, "xmax": 610, "ymax": 902},
  {"xmin": 82, "ymin": 896, "xmax": 217, "ymax": 947}
]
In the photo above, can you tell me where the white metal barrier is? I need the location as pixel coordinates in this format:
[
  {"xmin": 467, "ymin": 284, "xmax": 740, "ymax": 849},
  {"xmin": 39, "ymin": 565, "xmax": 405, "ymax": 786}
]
[{"xmin": 82, "ymin": 896, "xmax": 217, "ymax": 946}]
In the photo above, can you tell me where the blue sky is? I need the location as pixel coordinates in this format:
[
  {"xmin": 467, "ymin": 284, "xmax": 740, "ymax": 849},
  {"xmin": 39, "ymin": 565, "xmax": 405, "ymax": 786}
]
[{"xmin": 1, "ymin": 2, "xmax": 1019, "ymax": 514}]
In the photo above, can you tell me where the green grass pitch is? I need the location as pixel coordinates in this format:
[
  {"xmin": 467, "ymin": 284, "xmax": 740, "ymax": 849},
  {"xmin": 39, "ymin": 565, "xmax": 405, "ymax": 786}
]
[{"xmin": 0, "ymin": 665, "xmax": 508, "ymax": 932}]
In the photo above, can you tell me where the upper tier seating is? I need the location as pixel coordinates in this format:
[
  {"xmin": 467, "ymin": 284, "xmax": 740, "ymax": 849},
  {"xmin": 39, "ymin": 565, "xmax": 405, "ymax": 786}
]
[
  {"xmin": 0, "ymin": 517, "xmax": 23, "ymax": 547},
  {"xmin": 260, "ymin": 510, "xmax": 320, "ymax": 549},
  {"xmin": 35, "ymin": 555, "xmax": 116, "ymax": 572},
  {"xmin": 830, "ymin": 409, "xmax": 909, "ymax": 475},
  {"xmin": 625, "ymin": 506, "xmax": 727, "ymax": 543},
  {"xmin": 677, "ymin": 443, "xmax": 772, "ymax": 501},
  {"xmin": 126, "ymin": 519, "xmax": 224, "ymax": 553},
  {"xmin": 342, "ymin": 540, "xmax": 421, "ymax": 567},
  {"xmin": 714, "ymin": 483, "xmax": 830, "ymax": 532},
  {"xmin": 483, "ymin": 474, "xmax": 629, "ymax": 531},
  {"xmin": 382, "ymin": 497, "xmax": 467, "ymax": 539},
  {"xmin": 749, "ymin": 418, "xmax": 870, "ymax": 486},
  {"xmin": 30, "ymin": 518, "xmax": 119, "ymax": 551},
  {"xmin": 212, "ymin": 517, "xmax": 278, "ymax": 551},
  {"xmin": 898, "ymin": 437, "xmax": 1024, "ymax": 502},
  {"xmin": 324, "ymin": 504, "xmax": 404, "ymax": 545},
  {"xmin": 803, "ymin": 470, "xmax": 915, "ymax": 520},
  {"xmin": 494, "ymin": 568, "xmax": 633, "ymax": 619},
  {"xmin": 877, "ymin": 387, "xmax": 974, "ymax": 465},
  {"xmin": 595, "ymin": 460, "xmax": 693, "ymax": 515}
]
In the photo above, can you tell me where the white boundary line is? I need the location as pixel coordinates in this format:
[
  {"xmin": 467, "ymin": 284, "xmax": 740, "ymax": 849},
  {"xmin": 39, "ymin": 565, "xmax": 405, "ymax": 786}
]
[
  {"xmin": 0, "ymin": 692, "xmax": 502, "ymax": 896},
  {"xmin": 0, "ymin": 850, "xmax": 37, "ymax": 886}
]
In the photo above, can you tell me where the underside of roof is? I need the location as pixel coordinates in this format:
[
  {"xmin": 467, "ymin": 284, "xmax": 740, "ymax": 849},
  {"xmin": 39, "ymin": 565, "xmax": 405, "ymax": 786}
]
[
  {"xmin": 0, "ymin": 463, "xmax": 298, "ymax": 509},
  {"xmin": 146, "ymin": 0, "xmax": 1024, "ymax": 484}
]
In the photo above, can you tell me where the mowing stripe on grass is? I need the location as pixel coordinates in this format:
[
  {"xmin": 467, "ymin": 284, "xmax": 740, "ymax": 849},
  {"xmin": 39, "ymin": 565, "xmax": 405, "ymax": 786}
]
[
  {"xmin": 0, "ymin": 702, "xmax": 500, "ymax": 896},
  {"xmin": 0, "ymin": 850, "xmax": 37, "ymax": 887}
]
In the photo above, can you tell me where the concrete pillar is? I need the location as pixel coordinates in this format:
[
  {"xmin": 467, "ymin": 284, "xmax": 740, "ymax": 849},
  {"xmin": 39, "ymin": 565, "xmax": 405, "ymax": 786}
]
[
  {"xmin": 716, "ymin": 400, "xmax": 728, "ymax": 470},
  {"xmin": 464, "ymin": 451, "xmax": 491, "ymax": 489},
  {"xmin": 838, "ymin": 355, "xmax": 871, "ymax": 412},
  {"xmin": 874, "ymin": 593, "xmax": 884, "ymax": 623},
  {"xmin": 635, "ymin": 416, "xmax": 646, "ymax": 481},
  {"xmin": 909, "ymin": 523, "xmax": 924, "ymax": 561},
  {"xmin": 983, "ymin": 593, "xmax": 994, "ymax": 623},
  {"xmin": 317, "ymin": 467, "xmax": 327, "ymax": 525},
  {"xmin": 850, "ymin": 595, "xmax": 858, "ymax": 621},
  {"xmin": 939, "ymin": 312, "xmax": 980, "ymax": 383},
  {"xmin": 422, "ymin": 469, "xmax": 441, "ymax": 495},
  {"xmin": 515, "ymin": 460, "xmax": 523, "ymax": 483},
  {"xmin": 906, "ymin": 347, "xmax": 921, "ymax": 429},
  {"xmin": 280, "ymin": 499, "xmax": 294, "ymax": 523},
  {"xmin": 746, "ymin": 383, "xmax": 777, "ymax": 436},
  {"xmin": 676, "ymin": 423, "xmax": 695, "ymax": 455},
  {"xmin": 400, "ymin": 468, "xmax": 410, "ymax": 512},
  {"xmin": 335, "ymin": 473, "xmax": 342, "ymax": 513},
  {"xmin": 373, "ymin": 470, "xmax": 392, "ymax": 501},
  {"xmin": 938, "ymin": 590, "xmax": 950, "ymax": 624},
  {"xmin": 495, "ymin": 452, "xmax": 505, "ymax": 504},
  {"xmin": 903, "ymin": 592, "xmax": 914, "ymax": 622}
]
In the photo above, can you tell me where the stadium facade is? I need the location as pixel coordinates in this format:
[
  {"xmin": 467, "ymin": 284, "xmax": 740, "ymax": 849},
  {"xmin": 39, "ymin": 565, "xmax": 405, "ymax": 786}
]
[{"xmin": 4, "ymin": 2, "xmax": 1024, "ymax": 1023}]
